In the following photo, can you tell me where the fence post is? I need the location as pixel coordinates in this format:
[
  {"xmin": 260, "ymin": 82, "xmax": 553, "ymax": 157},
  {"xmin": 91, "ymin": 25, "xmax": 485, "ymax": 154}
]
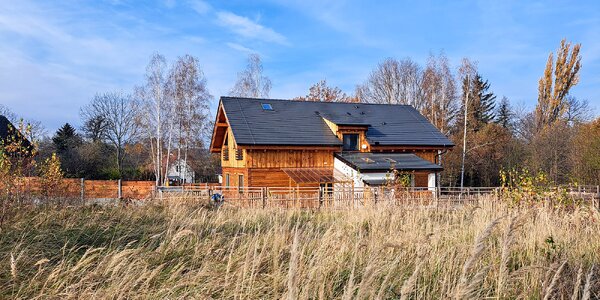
[
  {"xmin": 80, "ymin": 178, "xmax": 85, "ymax": 201},
  {"xmin": 318, "ymin": 186, "xmax": 323, "ymax": 209},
  {"xmin": 262, "ymin": 187, "xmax": 267, "ymax": 209},
  {"xmin": 118, "ymin": 179, "xmax": 122, "ymax": 199}
]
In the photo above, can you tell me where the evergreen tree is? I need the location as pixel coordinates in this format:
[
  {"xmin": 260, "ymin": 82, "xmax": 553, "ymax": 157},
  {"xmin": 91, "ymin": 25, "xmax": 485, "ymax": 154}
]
[
  {"xmin": 52, "ymin": 123, "xmax": 81, "ymax": 152},
  {"xmin": 495, "ymin": 96, "xmax": 513, "ymax": 130},
  {"xmin": 459, "ymin": 74, "xmax": 496, "ymax": 132}
]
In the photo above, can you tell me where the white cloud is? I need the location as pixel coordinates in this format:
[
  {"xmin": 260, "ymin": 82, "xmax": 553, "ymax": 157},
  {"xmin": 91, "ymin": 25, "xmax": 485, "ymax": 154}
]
[
  {"xmin": 216, "ymin": 11, "xmax": 289, "ymax": 45},
  {"xmin": 188, "ymin": 0, "xmax": 211, "ymax": 15},
  {"xmin": 226, "ymin": 42, "xmax": 255, "ymax": 54}
]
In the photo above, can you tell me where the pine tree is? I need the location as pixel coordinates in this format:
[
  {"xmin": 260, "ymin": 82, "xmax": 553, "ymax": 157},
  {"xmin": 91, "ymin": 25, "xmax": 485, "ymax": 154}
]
[
  {"xmin": 495, "ymin": 96, "xmax": 512, "ymax": 130},
  {"xmin": 472, "ymin": 74, "xmax": 496, "ymax": 125},
  {"xmin": 459, "ymin": 73, "xmax": 496, "ymax": 132},
  {"xmin": 52, "ymin": 123, "xmax": 80, "ymax": 152}
]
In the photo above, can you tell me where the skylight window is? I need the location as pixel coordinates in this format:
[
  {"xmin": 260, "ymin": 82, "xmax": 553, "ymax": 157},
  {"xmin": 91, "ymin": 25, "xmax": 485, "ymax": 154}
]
[
  {"xmin": 384, "ymin": 158, "xmax": 396, "ymax": 163},
  {"xmin": 261, "ymin": 103, "xmax": 273, "ymax": 110}
]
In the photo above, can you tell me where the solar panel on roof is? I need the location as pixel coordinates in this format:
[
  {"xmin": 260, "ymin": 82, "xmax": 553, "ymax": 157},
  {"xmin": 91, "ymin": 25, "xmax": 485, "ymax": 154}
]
[{"xmin": 261, "ymin": 103, "xmax": 273, "ymax": 110}]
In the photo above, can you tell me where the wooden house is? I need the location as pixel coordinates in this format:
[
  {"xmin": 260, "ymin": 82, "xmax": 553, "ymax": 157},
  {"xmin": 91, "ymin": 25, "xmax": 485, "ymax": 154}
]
[{"xmin": 209, "ymin": 97, "xmax": 454, "ymax": 189}]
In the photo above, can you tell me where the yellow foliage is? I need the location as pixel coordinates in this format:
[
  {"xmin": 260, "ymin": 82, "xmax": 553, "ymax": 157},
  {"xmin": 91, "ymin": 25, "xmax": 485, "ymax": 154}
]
[
  {"xmin": 535, "ymin": 39, "xmax": 582, "ymax": 129},
  {"xmin": 38, "ymin": 153, "xmax": 64, "ymax": 198}
]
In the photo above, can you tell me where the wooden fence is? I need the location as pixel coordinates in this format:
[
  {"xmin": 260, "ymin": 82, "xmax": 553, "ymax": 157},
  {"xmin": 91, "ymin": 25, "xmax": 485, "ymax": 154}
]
[
  {"xmin": 158, "ymin": 186, "xmax": 501, "ymax": 209},
  {"xmin": 9, "ymin": 178, "xmax": 600, "ymax": 207},
  {"xmin": 13, "ymin": 177, "xmax": 155, "ymax": 200},
  {"xmin": 158, "ymin": 185, "xmax": 600, "ymax": 209}
]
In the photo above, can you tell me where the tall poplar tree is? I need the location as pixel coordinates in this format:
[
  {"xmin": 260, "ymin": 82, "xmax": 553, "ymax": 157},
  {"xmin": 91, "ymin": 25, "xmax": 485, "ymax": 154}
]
[{"xmin": 535, "ymin": 39, "xmax": 581, "ymax": 130}]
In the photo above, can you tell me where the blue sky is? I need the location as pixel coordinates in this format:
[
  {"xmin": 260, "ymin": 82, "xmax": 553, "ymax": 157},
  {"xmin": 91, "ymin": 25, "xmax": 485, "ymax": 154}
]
[{"xmin": 1, "ymin": 0, "xmax": 599, "ymax": 132}]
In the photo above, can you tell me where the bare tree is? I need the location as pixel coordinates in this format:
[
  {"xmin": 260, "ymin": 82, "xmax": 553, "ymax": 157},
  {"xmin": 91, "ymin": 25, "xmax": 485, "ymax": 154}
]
[
  {"xmin": 564, "ymin": 96, "xmax": 592, "ymax": 125},
  {"xmin": 23, "ymin": 119, "xmax": 47, "ymax": 145},
  {"xmin": 81, "ymin": 115, "xmax": 108, "ymax": 142},
  {"xmin": 294, "ymin": 79, "xmax": 352, "ymax": 102},
  {"xmin": 0, "ymin": 104, "xmax": 17, "ymax": 123},
  {"xmin": 421, "ymin": 53, "xmax": 458, "ymax": 134},
  {"xmin": 0, "ymin": 104, "xmax": 47, "ymax": 144},
  {"xmin": 357, "ymin": 58, "xmax": 423, "ymax": 107},
  {"xmin": 229, "ymin": 54, "xmax": 271, "ymax": 98},
  {"xmin": 81, "ymin": 91, "xmax": 140, "ymax": 177},
  {"xmin": 457, "ymin": 58, "xmax": 478, "ymax": 189},
  {"xmin": 166, "ymin": 55, "xmax": 212, "ymax": 183},
  {"xmin": 136, "ymin": 53, "xmax": 169, "ymax": 186}
]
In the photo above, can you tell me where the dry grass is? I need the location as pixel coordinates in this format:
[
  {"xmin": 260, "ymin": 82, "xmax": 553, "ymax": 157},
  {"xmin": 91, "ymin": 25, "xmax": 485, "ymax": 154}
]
[{"xmin": 0, "ymin": 197, "xmax": 599, "ymax": 299}]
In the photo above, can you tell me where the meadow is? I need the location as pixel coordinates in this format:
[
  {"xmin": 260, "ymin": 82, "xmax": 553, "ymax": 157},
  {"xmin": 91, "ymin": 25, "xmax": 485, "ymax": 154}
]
[{"xmin": 0, "ymin": 197, "xmax": 599, "ymax": 299}]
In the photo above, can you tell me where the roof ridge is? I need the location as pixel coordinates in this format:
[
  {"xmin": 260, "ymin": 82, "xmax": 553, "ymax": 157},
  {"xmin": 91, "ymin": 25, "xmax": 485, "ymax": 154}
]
[{"xmin": 220, "ymin": 96, "xmax": 413, "ymax": 107}]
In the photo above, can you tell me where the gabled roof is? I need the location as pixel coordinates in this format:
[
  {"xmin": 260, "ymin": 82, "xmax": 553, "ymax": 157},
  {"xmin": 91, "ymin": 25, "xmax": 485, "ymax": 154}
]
[
  {"xmin": 213, "ymin": 97, "xmax": 454, "ymax": 149},
  {"xmin": 0, "ymin": 115, "xmax": 33, "ymax": 154},
  {"xmin": 335, "ymin": 152, "xmax": 443, "ymax": 172}
]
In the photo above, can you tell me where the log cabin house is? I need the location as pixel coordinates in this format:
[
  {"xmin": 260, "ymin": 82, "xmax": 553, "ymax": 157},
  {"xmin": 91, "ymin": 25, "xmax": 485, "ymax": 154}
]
[{"xmin": 209, "ymin": 97, "xmax": 454, "ymax": 190}]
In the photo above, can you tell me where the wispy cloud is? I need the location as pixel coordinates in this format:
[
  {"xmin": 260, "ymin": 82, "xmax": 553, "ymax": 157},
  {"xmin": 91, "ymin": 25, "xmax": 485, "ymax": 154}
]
[
  {"xmin": 164, "ymin": 0, "xmax": 176, "ymax": 9},
  {"xmin": 188, "ymin": 0, "xmax": 211, "ymax": 15},
  {"xmin": 216, "ymin": 11, "xmax": 289, "ymax": 45},
  {"xmin": 226, "ymin": 42, "xmax": 255, "ymax": 54}
]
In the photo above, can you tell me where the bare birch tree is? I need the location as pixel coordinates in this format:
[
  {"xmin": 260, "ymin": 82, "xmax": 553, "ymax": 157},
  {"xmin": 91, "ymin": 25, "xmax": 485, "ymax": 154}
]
[
  {"xmin": 166, "ymin": 55, "xmax": 211, "ymax": 182},
  {"xmin": 136, "ymin": 54, "xmax": 168, "ymax": 186},
  {"xmin": 81, "ymin": 91, "xmax": 140, "ymax": 177},
  {"xmin": 229, "ymin": 54, "xmax": 271, "ymax": 98}
]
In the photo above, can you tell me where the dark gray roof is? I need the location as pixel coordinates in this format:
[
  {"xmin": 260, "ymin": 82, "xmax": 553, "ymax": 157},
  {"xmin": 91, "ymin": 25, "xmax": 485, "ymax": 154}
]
[
  {"xmin": 221, "ymin": 97, "xmax": 454, "ymax": 147},
  {"xmin": 0, "ymin": 115, "xmax": 33, "ymax": 153},
  {"xmin": 335, "ymin": 152, "xmax": 443, "ymax": 172}
]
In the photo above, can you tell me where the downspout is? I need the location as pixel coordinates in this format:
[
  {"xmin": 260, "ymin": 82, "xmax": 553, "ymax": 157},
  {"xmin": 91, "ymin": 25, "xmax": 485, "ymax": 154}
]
[{"xmin": 436, "ymin": 148, "xmax": 449, "ymax": 198}]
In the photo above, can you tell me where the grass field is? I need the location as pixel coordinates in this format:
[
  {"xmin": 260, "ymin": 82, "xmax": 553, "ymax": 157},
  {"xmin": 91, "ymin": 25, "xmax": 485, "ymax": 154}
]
[{"xmin": 1, "ymin": 197, "xmax": 599, "ymax": 299}]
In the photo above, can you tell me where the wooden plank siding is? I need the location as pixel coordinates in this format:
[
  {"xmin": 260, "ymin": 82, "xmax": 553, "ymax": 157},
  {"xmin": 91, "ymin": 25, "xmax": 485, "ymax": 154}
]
[
  {"xmin": 223, "ymin": 149, "xmax": 336, "ymax": 188},
  {"xmin": 248, "ymin": 168, "xmax": 292, "ymax": 187},
  {"xmin": 246, "ymin": 149, "xmax": 334, "ymax": 168},
  {"xmin": 221, "ymin": 128, "xmax": 246, "ymax": 168},
  {"xmin": 221, "ymin": 167, "xmax": 249, "ymax": 188}
]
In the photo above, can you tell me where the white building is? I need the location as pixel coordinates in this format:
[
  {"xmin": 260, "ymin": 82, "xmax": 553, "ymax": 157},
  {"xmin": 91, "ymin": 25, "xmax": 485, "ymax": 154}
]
[
  {"xmin": 333, "ymin": 153, "xmax": 439, "ymax": 190},
  {"xmin": 167, "ymin": 158, "xmax": 195, "ymax": 184}
]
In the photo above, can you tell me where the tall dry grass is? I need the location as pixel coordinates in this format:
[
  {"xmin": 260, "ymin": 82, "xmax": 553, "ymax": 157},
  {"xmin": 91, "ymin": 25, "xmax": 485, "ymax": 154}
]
[{"xmin": 0, "ymin": 197, "xmax": 599, "ymax": 299}]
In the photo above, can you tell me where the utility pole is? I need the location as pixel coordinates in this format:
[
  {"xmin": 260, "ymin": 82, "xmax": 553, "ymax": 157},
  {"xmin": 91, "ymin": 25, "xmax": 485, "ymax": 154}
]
[{"xmin": 460, "ymin": 74, "xmax": 469, "ymax": 189}]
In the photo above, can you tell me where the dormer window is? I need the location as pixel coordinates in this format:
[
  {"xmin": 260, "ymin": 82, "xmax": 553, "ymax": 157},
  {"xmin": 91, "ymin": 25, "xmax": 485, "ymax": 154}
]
[{"xmin": 343, "ymin": 134, "xmax": 359, "ymax": 151}]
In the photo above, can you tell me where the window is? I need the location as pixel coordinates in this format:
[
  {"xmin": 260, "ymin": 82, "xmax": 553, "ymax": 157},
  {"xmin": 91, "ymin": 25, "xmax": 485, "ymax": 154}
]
[
  {"xmin": 223, "ymin": 134, "xmax": 229, "ymax": 161},
  {"xmin": 238, "ymin": 174, "xmax": 244, "ymax": 193},
  {"xmin": 261, "ymin": 103, "xmax": 273, "ymax": 110},
  {"xmin": 222, "ymin": 147, "xmax": 229, "ymax": 161},
  {"xmin": 175, "ymin": 165, "xmax": 181, "ymax": 172},
  {"xmin": 235, "ymin": 148, "xmax": 243, "ymax": 160},
  {"xmin": 342, "ymin": 134, "xmax": 359, "ymax": 151},
  {"xmin": 225, "ymin": 174, "xmax": 230, "ymax": 187}
]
